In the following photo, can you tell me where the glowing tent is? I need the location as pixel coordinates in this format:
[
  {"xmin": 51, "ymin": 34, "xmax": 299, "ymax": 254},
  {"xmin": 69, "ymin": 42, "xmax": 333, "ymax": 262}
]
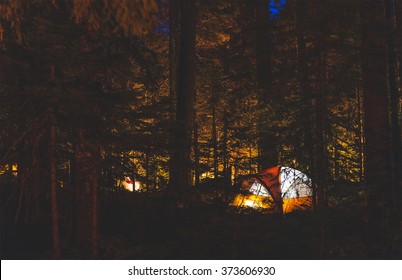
[{"xmin": 231, "ymin": 166, "xmax": 313, "ymax": 214}]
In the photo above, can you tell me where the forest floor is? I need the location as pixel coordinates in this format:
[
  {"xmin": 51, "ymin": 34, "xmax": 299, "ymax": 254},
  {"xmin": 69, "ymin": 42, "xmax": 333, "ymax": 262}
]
[
  {"xmin": 1, "ymin": 185, "xmax": 376, "ymax": 260},
  {"xmin": 94, "ymin": 192, "xmax": 367, "ymax": 259}
]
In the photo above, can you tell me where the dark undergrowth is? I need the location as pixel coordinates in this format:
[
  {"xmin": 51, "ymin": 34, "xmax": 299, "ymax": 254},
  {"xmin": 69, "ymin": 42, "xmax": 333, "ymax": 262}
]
[{"xmin": 1, "ymin": 185, "xmax": 399, "ymax": 260}]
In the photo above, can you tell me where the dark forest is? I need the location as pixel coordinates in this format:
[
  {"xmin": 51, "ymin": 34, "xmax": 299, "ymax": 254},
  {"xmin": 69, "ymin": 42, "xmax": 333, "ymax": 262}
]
[{"xmin": 0, "ymin": 0, "xmax": 401, "ymax": 260}]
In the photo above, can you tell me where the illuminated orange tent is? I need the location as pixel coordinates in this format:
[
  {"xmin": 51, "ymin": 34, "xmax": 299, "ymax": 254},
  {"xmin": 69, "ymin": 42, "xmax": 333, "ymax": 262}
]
[{"xmin": 231, "ymin": 166, "xmax": 313, "ymax": 214}]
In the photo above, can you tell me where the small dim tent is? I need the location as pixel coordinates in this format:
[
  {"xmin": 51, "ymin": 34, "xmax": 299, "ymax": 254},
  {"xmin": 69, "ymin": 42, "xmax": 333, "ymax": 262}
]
[{"xmin": 231, "ymin": 166, "xmax": 313, "ymax": 214}]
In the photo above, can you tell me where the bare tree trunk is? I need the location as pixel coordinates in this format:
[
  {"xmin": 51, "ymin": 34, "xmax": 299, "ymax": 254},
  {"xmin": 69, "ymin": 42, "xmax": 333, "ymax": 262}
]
[
  {"xmin": 394, "ymin": 0, "xmax": 402, "ymax": 96},
  {"xmin": 255, "ymin": 0, "xmax": 278, "ymax": 169},
  {"xmin": 169, "ymin": 0, "xmax": 197, "ymax": 190},
  {"xmin": 392, "ymin": 0, "xmax": 402, "ymax": 257},
  {"xmin": 74, "ymin": 128, "xmax": 98, "ymax": 258},
  {"xmin": 294, "ymin": 0, "xmax": 316, "ymax": 208},
  {"xmin": 193, "ymin": 120, "xmax": 200, "ymax": 187},
  {"xmin": 222, "ymin": 112, "xmax": 231, "ymax": 201},
  {"xmin": 294, "ymin": 0, "xmax": 319, "ymax": 210},
  {"xmin": 385, "ymin": 0, "xmax": 402, "ymax": 257},
  {"xmin": 313, "ymin": 61, "xmax": 328, "ymax": 210},
  {"xmin": 168, "ymin": 0, "xmax": 180, "ymax": 187},
  {"xmin": 212, "ymin": 96, "xmax": 218, "ymax": 179},
  {"xmin": 91, "ymin": 167, "xmax": 98, "ymax": 258},
  {"xmin": 49, "ymin": 65, "xmax": 60, "ymax": 259},
  {"xmin": 249, "ymin": 146, "xmax": 253, "ymax": 174},
  {"xmin": 311, "ymin": 0, "xmax": 328, "ymax": 212},
  {"xmin": 15, "ymin": 143, "xmax": 28, "ymax": 225},
  {"xmin": 145, "ymin": 150, "xmax": 149, "ymax": 190},
  {"xmin": 356, "ymin": 86, "xmax": 365, "ymax": 182},
  {"xmin": 49, "ymin": 107, "xmax": 60, "ymax": 259},
  {"xmin": 222, "ymin": 112, "xmax": 229, "ymax": 184},
  {"xmin": 385, "ymin": 0, "xmax": 402, "ymax": 184},
  {"xmin": 360, "ymin": 0, "xmax": 393, "ymax": 258}
]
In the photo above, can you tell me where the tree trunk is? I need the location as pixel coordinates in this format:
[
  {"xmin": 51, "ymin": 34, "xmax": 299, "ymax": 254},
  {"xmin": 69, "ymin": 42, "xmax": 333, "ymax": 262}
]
[
  {"xmin": 356, "ymin": 86, "xmax": 365, "ymax": 182},
  {"xmin": 49, "ymin": 65, "xmax": 60, "ymax": 259},
  {"xmin": 255, "ymin": 0, "xmax": 278, "ymax": 169},
  {"xmin": 249, "ymin": 146, "xmax": 253, "ymax": 174},
  {"xmin": 212, "ymin": 96, "xmax": 219, "ymax": 179},
  {"xmin": 49, "ymin": 107, "xmax": 60, "ymax": 259},
  {"xmin": 145, "ymin": 150, "xmax": 149, "ymax": 190},
  {"xmin": 168, "ymin": 0, "xmax": 180, "ymax": 186},
  {"xmin": 311, "ymin": 0, "xmax": 328, "ymax": 211},
  {"xmin": 169, "ymin": 0, "xmax": 180, "ymax": 103},
  {"xmin": 193, "ymin": 120, "xmax": 200, "ymax": 187},
  {"xmin": 74, "ymin": 128, "xmax": 98, "ymax": 258},
  {"xmin": 360, "ymin": 0, "xmax": 393, "ymax": 258},
  {"xmin": 294, "ymin": 0, "xmax": 316, "ymax": 208},
  {"xmin": 222, "ymin": 112, "xmax": 230, "ymax": 184},
  {"xmin": 395, "ymin": 0, "xmax": 402, "ymax": 95},
  {"xmin": 222, "ymin": 112, "xmax": 231, "ymax": 201},
  {"xmin": 391, "ymin": 1, "xmax": 402, "ymax": 257},
  {"xmin": 385, "ymin": 0, "xmax": 402, "ymax": 184},
  {"xmin": 391, "ymin": 0, "xmax": 402, "ymax": 257},
  {"xmin": 385, "ymin": 0, "xmax": 402, "ymax": 257},
  {"xmin": 169, "ymin": 0, "xmax": 197, "ymax": 190},
  {"xmin": 15, "ymin": 142, "xmax": 29, "ymax": 225}
]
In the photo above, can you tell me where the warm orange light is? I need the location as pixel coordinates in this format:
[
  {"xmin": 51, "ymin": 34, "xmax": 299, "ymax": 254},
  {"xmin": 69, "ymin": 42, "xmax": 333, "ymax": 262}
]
[
  {"xmin": 231, "ymin": 194, "xmax": 272, "ymax": 209},
  {"xmin": 0, "ymin": 164, "xmax": 18, "ymax": 176},
  {"xmin": 282, "ymin": 197, "xmax": 312, "ymax": 213},
  {"xmin": 231, "ymin": 193, "xmax": 312, "ymax": 213},
  {"xmin": 134, "ymin": 181, "xmax": 141, "ymax": 191}
]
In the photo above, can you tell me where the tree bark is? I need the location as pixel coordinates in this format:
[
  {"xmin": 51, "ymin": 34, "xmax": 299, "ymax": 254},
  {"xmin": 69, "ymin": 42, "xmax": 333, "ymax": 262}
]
[
  {"xmin": 255, "ymin": 0, "xmax": 278, "ymax": 169},
  {"xmin": 168, "ymin": 0, "xmax": 180, "ymax": 187},
  {"xmin": 49, "ymin": 64, "xmax": 60, "ymax": 259},
  {"xmin": 49, "ymin": 107, "xmax": 61, "ymax": 259},
  {"xmin": 74, "ymin": 128, "xmax": 98, "ymax": 258},
  {"xmin": 193, "ymin": 120, "xmax": 200, "ymax": 187},
  {"xmin": 360, "ymin": 0, "xmax": 393, "ymax": 258},
  {"xmin": 356, "ymin": 86, "xmax": 365, "ymax": 182},
  {"xmin": 385, "ymin": 0, "xmax": 402, "ymax": 184},
  {"xmin": 212, "ymin": 95, "xmax": 219, "ymax": 179},
  {"xmin": 385, "ymin": 0, "xmax": 402, "ymax": 257},
  {"xmin": 311, "ymin": 0, "xmax": 328, "ymax": 211},
  {"xmin": 395, "ymin": 0, "xmax": 402, "ymax": 96},
  {"xmin": 222, "ymin": 111, "xmax": 230, "ymax": 185},
  {"xmin": 294, "ymin": 0, "xmax": 316, "ymax": 208},
  {"xmin": 222, "ymin": 111, "xmax": 231, "ymax": 201},
  {"xmin": 169, "ymin": 0, "xmax": 197, "ymax": 190}
]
